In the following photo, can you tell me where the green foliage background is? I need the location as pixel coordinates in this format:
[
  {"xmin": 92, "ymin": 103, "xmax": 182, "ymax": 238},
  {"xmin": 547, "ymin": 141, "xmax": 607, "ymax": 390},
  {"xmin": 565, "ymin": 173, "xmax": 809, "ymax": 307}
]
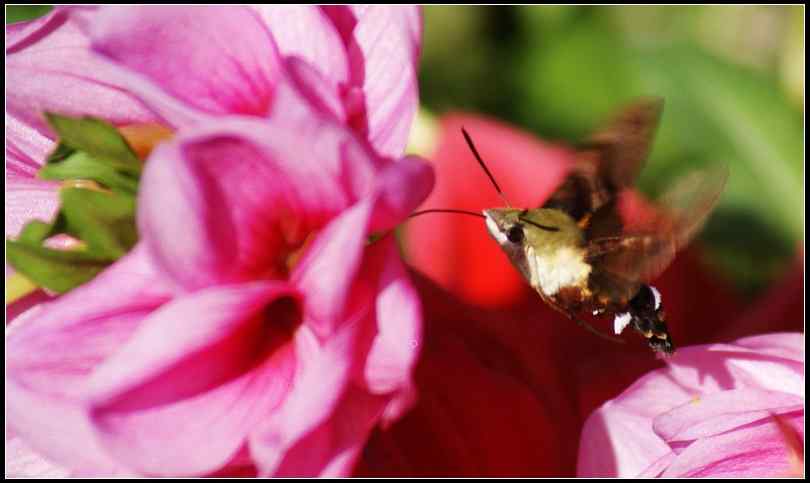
[{"xmin": 6, "ymin": 5, "xmax": 805, "ymax": 293}]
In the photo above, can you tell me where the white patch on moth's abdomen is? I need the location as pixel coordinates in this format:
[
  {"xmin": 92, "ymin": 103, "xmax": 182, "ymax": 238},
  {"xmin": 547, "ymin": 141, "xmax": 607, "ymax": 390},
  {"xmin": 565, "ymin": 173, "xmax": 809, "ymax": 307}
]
[
  {"xmin": 650, "ymin": 285, "xmax": 661, "ymax": 310},
  {"xmin": 527, "ymin": 245, "xmax": 592, "ymax": 296},
  {"xmin": 614, "ymin": 312, "xmax": 632, "ymax": 334}
]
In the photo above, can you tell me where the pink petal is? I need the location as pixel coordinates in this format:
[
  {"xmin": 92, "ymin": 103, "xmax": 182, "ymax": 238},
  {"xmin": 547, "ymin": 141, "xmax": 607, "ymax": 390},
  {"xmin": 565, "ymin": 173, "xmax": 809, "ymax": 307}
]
[
  {"xmin": 292, "ymin": 155, "xmax": 433, "ymax": 338},
  {"xmin": 577, "ymin": 401, "xmax": 672, "ymax": 477},
  {"xmin": 6, "ymin": 245, "xmax": 170, "ymax": 474},
  {"xmin": 7, "ymin": 244, "xmax": 171, "ymax": 396},
  {"xmin": 6, "ymin": 8, "xmax": 156, "ymax": 137},
  {"xmin": 367, "ymin": 154, "xmax": 435, "ymax": 233},
  {"xmin": 281, "ymin": 57, "xmax": 347, "ymax": 122},
  {"xmin": 5, "ymin": 430, "xmax": 71, "ymax": 478},
  {"xmin": 82, "ymin": 6, "xmax": 283, "ymax": 118},
  {"xmin": 5, "ymin": 288, "xmax": 54, "ymax": 326},
  {"xmin": 252, "ymin": 6, "xmax": 348, "ymax": 87},
  {"xmin": 263, "ymin": 386, "xmax": 388, "ymax": 477},
  {"xmin": 661, "ymin": 411, "xmax": 804, "ymax": 477},
  {"xmin": 5, "ymin": 177, "xmax": 60, "ymax": 238},
  {"xmin": 666, "ymin": 336, "xmax": 805, "ymax": 398},
  {"xmin": 5, "ymin": 111, "xmax": 53, "ymax": 176},
  {"xmin": 252, "ymin": 7, "xmax": 350, "ymax": 122},
  {"xmin": 291, "ymin": 200, "xmax": 374, "ymax": 339},
  {"xmin": 342, "ymin": 6, "xmax": 422, "ymax": 158},
  {"xmin": 6, "ymin": 8, "xmax": 62, "ymax": 49},
  {"xmin": 360, "ymin": 236, "xmax": 422, "ymax": 422},
  {"xmin": 653, "ymin": 388, "xmax": 803, "ymax": 444},
  {"xmin": 6, "ymin": 378, "xmax": 130, "ymax": 476},
  {"xmin": 734, "ymin": 332, "xmax": 806, "ymax": 363},
  {"xmin": 138, "ymin": 117, "xmax": 377, "ymax": 289},
  {"xmin": 87, "ymin": 282, "xmax": 299, "ymax": 475},
  {"xmin": 248, "ymin": 321, "xmax": 371, "ymax": 476},
  {"xmin": 637, "ymin": 451, "xmax": 677, "ymax": 477}
]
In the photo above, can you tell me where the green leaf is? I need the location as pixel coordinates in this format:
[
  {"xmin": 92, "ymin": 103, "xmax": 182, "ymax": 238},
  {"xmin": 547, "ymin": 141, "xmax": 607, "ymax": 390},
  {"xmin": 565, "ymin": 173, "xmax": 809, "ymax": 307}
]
[
  {"xmin": 6, "ymin": 114, "xmax": 145, "ymax": 297},
  {"xmin": 6, "ymin": 187, "xmax": 137, "ymax": 295},
  {"xmin": 47, "ymin": 142, "xmax": 76, "ymax": 164},
  {"xmin": 59, "ymin": 188, "xmax": 138, "ymax": 259},
  {"xmin": 40, "ymin": 151, "xmax": 140, "ymax": 195},
  {"xmin": 44, "ymin": 113, "xmax": 142, "ymax": 175},
  {"xmin": 6, "ymin": 240, "xmax": 111, "ymax": 294},
  {"xmin": 17, "ymin": 220, "xmax": 58, "ymax": 245},
  {"xmin": 6, "ymin": 5, "xmax": 52, "ymax": 23}
]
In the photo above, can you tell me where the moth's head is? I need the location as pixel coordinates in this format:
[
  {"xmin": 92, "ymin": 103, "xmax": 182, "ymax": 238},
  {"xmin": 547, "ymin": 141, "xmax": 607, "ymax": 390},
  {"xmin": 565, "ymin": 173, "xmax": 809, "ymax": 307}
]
[
  {"xmin": 483, "ymin": 208, "xmax": 576, "ymax": 248},
  {"xmin": 483, "ymin": 208, "xmax": 526, "ymax": 246}
]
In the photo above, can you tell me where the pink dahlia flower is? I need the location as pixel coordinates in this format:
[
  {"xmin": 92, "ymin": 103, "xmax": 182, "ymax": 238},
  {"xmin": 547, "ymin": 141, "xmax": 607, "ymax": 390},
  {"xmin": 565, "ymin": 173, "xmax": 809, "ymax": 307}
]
[
  {"xmin": 6, "ymin": 114, "xmax": 434, "ymax": 477},
  {"xmin": 578, "ymin": 333, "xmax": 805, "ymax": 477},
  {"xmin": 6, "ymin": 5, "xmax": 432, "ymax": 477}
]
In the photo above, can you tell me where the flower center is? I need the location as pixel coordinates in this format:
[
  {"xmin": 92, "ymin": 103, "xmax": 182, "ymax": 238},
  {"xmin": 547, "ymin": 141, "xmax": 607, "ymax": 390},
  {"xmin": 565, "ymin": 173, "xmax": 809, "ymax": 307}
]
[{"xmin": 118, "ymin": 123, "xmax": 174, "ymax": 159}]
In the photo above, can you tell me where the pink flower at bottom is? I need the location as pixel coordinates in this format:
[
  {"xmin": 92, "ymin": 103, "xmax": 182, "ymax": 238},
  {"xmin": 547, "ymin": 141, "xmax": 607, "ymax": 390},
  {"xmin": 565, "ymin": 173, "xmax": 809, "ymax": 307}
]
[
  {"xmin": 5, "ymin": 113, "xmax": 434, "ymax": 477},
  {"xmin": 577, "ymin": 332, "xmax": 804, "ymax": 477}
]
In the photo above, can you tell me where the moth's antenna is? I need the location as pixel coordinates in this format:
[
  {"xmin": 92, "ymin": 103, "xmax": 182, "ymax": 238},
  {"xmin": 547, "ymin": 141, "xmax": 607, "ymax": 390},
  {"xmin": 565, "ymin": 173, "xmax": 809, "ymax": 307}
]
[
  {"xmin": 519, "ymin": 217, "xmax": 560, "ymax": 232},
  {"xmin": 409, "ymin": 208, "xmax": 486, "ymax": 220},
  {"xmin": 366, "ymin": 208, "xmax": 483, "ymax": 244},
  {"xmin": 461, "ymin": 127, "xmax": 512, "ymax": 207}
]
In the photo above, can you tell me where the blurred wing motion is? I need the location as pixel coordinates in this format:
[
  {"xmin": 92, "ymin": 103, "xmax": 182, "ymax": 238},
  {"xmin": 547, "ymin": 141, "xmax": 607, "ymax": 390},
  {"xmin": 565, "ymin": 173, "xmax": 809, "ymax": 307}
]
[
  {"xmin": 543, "ymin": 97, "xmax": 664, "ymax": 219},
  {"xmin": 587, "ymin": 164, "xmax": 729, "ymax": 283},
  {"xmin": 542, "ymin": 96, "xmax": 727, "ymax": 285}
]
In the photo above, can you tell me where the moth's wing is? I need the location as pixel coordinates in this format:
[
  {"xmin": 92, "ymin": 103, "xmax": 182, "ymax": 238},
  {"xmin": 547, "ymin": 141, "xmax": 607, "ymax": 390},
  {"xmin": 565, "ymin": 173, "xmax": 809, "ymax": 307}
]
[
  {"xmin": 540, "ymin": 161, "xmax": 598, "ymax": 220},
  {"xmin": 587, "ymin": 97, "xmax": 664, "ymax": 192},
  {"xmin": 586, "ymin": 164, "xmax": 728, "ymax": 283},
  {"xmin": 543, "ymin": 97, "xmax": 664, "ymax": 219}
]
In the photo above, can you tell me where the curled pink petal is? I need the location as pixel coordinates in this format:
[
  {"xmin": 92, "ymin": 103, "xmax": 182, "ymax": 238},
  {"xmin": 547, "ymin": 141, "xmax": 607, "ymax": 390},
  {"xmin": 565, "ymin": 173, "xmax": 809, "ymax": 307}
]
[
  {"xmin": 368, "ymin": 154, "xmax": 435, "ymax": 233},
  {"xmin": 138, "ymin": 117, "xmax": 376, "ymax": 289},
  {"xmin": 6, "ymin": 245, "xmax": 170, "ymax": 474},
  {"xmin": 248, "ymin": 320, "xmax": 367, "ymax": 476},
  {"xmin": 7, "ymin": 245, "xmax": 171, "ymax": 397},
  {"xmin": 88, "ymin": 282, "xmax": 299, "ymax": 475},
  {"xmin": 361, "ymin": 236, "xmax": 422, "ymax": 422}
]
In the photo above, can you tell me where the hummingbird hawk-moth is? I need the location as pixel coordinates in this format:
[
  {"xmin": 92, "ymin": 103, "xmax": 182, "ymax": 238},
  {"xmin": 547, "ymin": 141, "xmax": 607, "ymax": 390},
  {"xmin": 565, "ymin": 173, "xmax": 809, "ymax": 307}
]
[{"xmin": 411, "ymin": 97, "xmax": 728, "ymax": 354}]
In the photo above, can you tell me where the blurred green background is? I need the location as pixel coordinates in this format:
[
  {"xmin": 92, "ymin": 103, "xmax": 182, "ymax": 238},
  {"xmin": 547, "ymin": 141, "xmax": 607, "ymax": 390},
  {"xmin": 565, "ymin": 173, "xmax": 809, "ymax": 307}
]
[{"xmin": 7, "ymin": 5, "xmax": 804, "ymax": 293}]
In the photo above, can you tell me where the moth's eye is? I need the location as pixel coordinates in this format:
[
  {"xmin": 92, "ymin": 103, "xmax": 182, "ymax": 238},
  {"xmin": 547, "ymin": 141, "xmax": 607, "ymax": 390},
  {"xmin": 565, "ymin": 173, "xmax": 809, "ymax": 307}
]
[{"xmin": 506, "ymin": 225, "xmax": 524, "ymax": 243}]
